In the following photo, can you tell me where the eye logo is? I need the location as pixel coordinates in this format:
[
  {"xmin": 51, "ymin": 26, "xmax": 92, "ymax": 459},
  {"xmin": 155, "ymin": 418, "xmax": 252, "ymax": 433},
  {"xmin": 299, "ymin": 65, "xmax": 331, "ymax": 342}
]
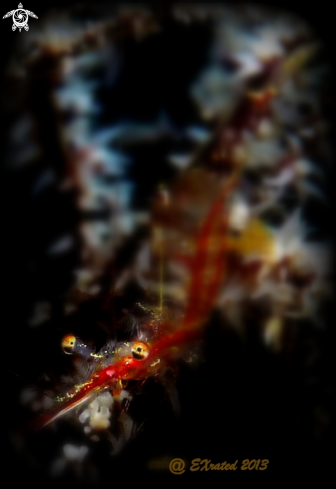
[{"xmin": 3, "ymin": 3, "xmax": 38, "ymax": 32}]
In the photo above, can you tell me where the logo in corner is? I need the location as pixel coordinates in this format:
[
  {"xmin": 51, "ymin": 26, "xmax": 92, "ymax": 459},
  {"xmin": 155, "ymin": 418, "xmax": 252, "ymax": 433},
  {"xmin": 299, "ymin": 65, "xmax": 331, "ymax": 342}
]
[{"xmin": 3, "ymin": 3, "xmax": 38, "ymax": 32}]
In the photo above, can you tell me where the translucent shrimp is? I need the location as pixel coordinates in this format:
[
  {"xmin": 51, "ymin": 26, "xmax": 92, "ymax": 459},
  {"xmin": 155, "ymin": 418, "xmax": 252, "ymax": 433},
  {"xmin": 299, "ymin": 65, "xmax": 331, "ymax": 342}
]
[{"xmin": 33, "ymin": 173, "xmax": 238, "ymax": 430}]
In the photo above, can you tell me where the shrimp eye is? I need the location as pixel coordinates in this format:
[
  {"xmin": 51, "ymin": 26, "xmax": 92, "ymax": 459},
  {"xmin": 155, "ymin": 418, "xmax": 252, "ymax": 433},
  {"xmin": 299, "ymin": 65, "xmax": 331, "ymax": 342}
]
[
  {"xmin": 62, "ymin": 335, "xmax": 76, "ymax": 354},
  {"xmin": 131, "ymin": 341, "xmax": 150, "ymax": 360}
]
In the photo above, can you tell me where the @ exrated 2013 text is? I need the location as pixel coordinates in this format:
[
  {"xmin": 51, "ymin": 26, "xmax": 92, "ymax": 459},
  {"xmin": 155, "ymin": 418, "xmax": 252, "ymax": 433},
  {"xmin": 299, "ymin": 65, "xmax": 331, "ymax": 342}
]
[{"xmin": 168, "ymin": 458, "xmax": 269, "ymax": 474}]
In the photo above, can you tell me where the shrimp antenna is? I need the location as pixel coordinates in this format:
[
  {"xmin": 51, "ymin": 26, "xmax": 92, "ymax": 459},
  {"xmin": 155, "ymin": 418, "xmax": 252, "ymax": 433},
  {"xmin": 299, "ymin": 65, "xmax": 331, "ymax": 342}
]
[
  {"xmin": 156, "ymin": 184, "xmax": 169, "ymax": 314},
  {"xmin": 159, "ymin": 225, "xmax": 164, "ymax": 313}
]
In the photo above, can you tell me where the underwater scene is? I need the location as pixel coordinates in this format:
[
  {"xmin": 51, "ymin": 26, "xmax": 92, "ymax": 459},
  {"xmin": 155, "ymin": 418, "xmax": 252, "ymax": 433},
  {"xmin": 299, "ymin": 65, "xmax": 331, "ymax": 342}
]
[{"xmin": 2, "ymin": 2, "xmax": 333, "ymax": 486}]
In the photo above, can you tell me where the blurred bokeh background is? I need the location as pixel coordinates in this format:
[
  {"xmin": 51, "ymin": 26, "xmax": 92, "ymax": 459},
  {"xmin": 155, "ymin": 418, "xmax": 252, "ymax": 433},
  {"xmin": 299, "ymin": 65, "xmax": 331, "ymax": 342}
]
[{"xmin": 1, "ymin": 1, "xmax": 334, "ymax": 486}]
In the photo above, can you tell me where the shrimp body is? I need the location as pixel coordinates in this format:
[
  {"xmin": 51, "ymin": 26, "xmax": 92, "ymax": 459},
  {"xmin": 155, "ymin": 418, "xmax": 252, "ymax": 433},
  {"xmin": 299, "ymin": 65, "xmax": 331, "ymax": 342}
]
[{"xmin": 35, "ymin": 174, "xmax": 236, "ymax": 429}]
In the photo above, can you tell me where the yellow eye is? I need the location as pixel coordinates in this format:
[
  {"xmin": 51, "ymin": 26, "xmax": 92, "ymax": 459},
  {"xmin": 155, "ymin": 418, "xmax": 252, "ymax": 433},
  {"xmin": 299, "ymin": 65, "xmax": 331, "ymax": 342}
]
[
  {"xmin": 131, "ymin": 341, "xmax": 150, "ymax": 360},
  {"xmin": 62, "ymin": 334, "xmax": 76, "ymax": 354}
]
